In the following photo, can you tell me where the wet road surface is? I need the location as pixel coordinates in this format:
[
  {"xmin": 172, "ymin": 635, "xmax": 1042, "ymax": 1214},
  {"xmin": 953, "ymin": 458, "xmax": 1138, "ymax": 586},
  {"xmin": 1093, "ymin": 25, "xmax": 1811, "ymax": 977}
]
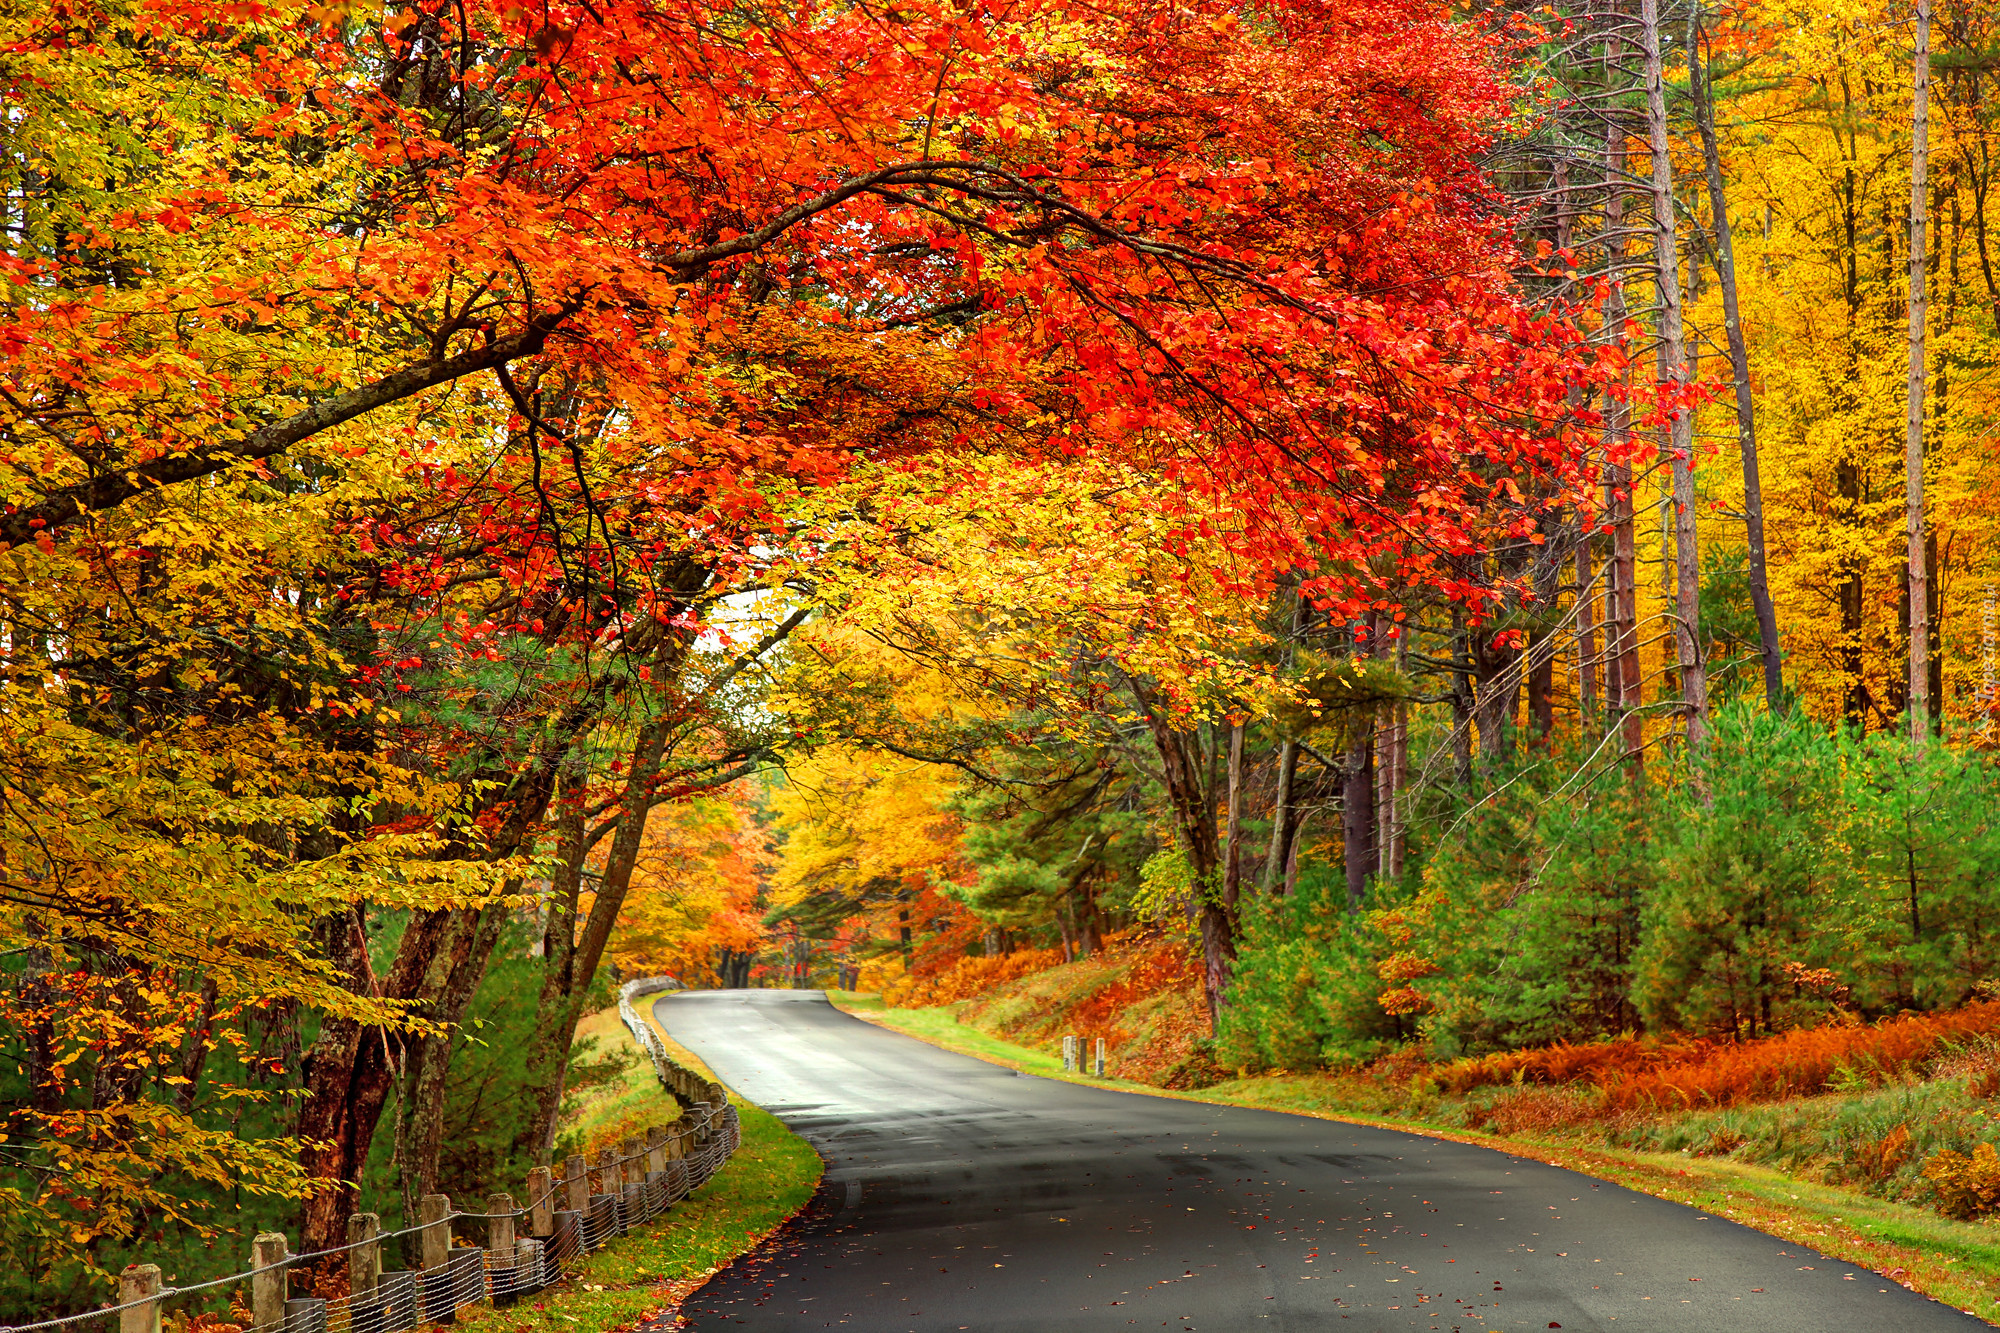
[{"xmin": 655, "ymin": 990, "xmax": 1978, "ymax": 1332}]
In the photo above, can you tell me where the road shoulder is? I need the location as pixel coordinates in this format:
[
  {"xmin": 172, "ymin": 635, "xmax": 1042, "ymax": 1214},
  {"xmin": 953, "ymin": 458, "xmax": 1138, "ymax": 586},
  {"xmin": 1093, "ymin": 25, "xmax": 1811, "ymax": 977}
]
[{"xmin": 830, "ymin": 990, "xmax": 2000, "ymax": 1324}]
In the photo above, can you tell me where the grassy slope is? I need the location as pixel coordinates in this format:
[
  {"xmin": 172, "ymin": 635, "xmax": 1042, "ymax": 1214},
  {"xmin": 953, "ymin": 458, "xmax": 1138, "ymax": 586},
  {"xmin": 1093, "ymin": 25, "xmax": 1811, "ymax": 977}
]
[
  {"xmin": 455, "ymin": 1003, "xmax": 824, "ymax": 1333},
  {"xmin": 560, "ymin": 1005, "xmax": 670, "ymax": 1152},
  {"xmin": 832, "ymin": 992, "xmax": 2000, "ymax": 1324}
]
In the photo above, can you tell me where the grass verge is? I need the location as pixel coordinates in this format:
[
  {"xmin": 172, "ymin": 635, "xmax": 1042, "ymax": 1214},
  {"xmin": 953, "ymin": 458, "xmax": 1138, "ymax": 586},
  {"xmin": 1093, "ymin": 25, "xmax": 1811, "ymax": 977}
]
[
  {"xmin": 456, "ymin": 1007, "xmax": 824, "ymax": 1333},
  {"xmin": 830, "ymin": 991, "xmax": 2000, "ymax": 1324},
  {"xmin": 559, "ymin": 1005, "xmax": 668, "ymax": 1153}
]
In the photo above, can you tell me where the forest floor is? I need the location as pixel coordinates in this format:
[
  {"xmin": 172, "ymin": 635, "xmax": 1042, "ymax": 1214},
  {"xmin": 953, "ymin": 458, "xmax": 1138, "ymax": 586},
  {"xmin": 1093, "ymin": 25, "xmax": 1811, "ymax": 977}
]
[
  {"xmin": 831, "ymin": 987, "xmax": 2000, "ymax": 1324},
  {"xmin": 453, "ymin": 1005, "xmax": 823, "ymax": 1333}
]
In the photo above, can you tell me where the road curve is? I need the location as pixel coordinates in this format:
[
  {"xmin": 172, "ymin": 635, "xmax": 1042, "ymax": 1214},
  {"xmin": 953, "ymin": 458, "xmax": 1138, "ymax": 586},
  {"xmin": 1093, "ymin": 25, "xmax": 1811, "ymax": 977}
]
[{"xmin": 654, "ymin": 990, "xmax": 1976, "ymax": 1332}]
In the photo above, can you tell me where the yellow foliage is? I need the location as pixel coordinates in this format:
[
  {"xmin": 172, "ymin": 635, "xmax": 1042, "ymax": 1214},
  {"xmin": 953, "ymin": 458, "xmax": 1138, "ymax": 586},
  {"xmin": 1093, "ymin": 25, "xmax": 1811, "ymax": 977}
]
[
  {"xmin": 1692, "ymin": 0, "xmax": 2000, "ymax": 727},
  {"xmin": 1923, "ymin": 1141, "xmax": 2000, "ymax": 1219}
]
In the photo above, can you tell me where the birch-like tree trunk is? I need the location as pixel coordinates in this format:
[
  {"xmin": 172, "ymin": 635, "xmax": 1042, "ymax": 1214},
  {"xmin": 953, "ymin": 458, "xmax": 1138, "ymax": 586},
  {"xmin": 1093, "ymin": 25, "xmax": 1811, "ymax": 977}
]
[
  {"xmin": 1689, "ymin": 11, "xmax": 1784, "ymax": 713},
  {"xmin": 1640, "ymin": 0, "xmax": 1709, "ymax": 748},
  {"xmin": 1261, "ymin": 739, "xmax": 1297, "ymax": 894},
  {"xmin": 1907, "ymin": 0, "xmax": 1933, "ymax": 746}
]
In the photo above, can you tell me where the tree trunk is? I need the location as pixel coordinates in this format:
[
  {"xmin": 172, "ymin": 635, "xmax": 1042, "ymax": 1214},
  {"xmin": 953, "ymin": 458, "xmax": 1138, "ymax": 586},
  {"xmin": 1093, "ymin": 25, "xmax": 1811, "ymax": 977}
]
[
  {"xmin": 1471, "ymin": 629, "xmax": 1520, "ymax": 765},
  {"xmin": 1690, "ymin": 13, "xmax": 1783, "ymax": 712},
  {"xmin": 1129, "ymin": 676, "xmax": 1231, "ymax": 1026},
  {"xmin": 1605, "ymin": 143, "xmax": 1645, "ymax": 777},
  {"xmin": 1526, "ymin": 555, "xmax": 1559, "ymax": 741},
  {"xmin": 1641, "ymin": 0, "xmax": 1709, "ymax": 749},
  {"xmin": 511, "ymin": 710, "xmax": 680, "ymax": 1163},
  {"xmin": 400, "ymin": 898, "xmax": 510, "ymax": 1210},
  {"xmin": 1450, "ymin": 609, "xmax": 1474, "ymax": 786},
  {"xmin": 297, "ymin": 906, "xmax": 460, "ymax": 1253},
  {"xmin": 1907, "ymin": 0, "xmax": 1933, "ymax": 747},
  {"xmin": 1342, "ymin": 737, "xmax": 1375, "ymax": 911},
  {"xmin": 1284, "ymin": 812, "xmax": 1313, "ymax": 897},
  {"xmin": 1261, "ymin": 739, "xmax": 1298, "ymax": 894},
  {"xmin": 512, "ymin": 791, "xmax": 588, "ymax": 1164},
  {"xmin": 1222, "ymin": 720, "xmax": 1246, "ymax": 908},
  {"xmin": 1577, "ymin": 538, "xmax": 1599, "ymax": 715}
]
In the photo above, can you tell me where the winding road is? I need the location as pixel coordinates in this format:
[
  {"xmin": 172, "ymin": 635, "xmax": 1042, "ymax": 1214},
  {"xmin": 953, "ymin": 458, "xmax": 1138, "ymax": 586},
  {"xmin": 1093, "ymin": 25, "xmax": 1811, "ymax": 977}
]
[{"xmin": 654, "ymin": 990, "xmax": 1977, "ymax": 1332}]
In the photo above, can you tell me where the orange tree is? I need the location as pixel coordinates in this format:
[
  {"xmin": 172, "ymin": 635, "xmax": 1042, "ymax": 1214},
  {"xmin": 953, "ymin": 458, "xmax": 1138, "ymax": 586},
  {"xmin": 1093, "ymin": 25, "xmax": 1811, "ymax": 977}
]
[{"xmin": 1, "ymin": 0, "xmax": 1604, "ymax": 1283}]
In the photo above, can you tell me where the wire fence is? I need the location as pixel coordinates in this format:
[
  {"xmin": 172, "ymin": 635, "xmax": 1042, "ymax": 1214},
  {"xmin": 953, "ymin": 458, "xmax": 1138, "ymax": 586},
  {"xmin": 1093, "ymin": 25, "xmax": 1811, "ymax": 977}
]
[{"xmin": 5, "ymin": 978, "xmax": 738, "ymax": 1333}]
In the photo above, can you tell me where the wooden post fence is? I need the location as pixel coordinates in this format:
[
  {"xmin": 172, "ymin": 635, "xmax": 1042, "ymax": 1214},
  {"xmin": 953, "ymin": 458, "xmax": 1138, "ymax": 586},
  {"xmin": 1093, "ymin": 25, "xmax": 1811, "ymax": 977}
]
[
  {"xmin": 250, "ymin": 1233, "xmax": 289, "ymax": 1332},
  {"xmin": 13, "ymin": 978, "xmax": 745, "ymax": 1333}
]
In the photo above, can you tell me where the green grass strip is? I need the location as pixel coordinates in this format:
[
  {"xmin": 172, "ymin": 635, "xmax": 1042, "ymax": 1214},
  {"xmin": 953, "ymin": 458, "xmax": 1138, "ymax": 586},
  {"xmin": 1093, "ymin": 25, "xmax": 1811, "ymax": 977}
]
[{"xmin": 457, "ymin": 1094, "xmax": 822, "ymax": 1333}]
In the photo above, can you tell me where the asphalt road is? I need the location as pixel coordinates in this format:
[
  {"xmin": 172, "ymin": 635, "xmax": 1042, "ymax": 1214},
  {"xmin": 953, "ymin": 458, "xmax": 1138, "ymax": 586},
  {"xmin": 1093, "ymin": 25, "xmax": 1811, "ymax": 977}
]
[{"xmin": 653, "ymin": 990, "xmax": 1978, "ymax": 1332}]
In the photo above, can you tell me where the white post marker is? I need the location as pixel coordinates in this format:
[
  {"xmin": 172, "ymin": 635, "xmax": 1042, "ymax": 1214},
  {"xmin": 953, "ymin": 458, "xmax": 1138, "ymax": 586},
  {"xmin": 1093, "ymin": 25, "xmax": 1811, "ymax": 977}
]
[{"xmin": 1094, "ymin": 1037, "xmax": 1105, "ymax": 1077}]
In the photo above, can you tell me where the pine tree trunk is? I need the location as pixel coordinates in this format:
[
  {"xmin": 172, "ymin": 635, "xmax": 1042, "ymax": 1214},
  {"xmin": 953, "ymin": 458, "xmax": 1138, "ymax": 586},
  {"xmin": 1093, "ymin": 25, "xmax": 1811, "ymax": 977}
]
[
  {"xmin": 1641, "ymin": 0, "xmax": 1708, "ymax": 749},
  {"xmin": 1907, "ymin": 0, "xmax": 1933, "ymax": 746},
  {"xmin": 1577, "ymin": 539, "xmax": 1599, "ymax": 715},
  {"xmin": 1602, "ymin": 49, "xmax": 1645, "ymax": 778},
  {"xmin": 1690, "ymin": 12, "xmax": 1783, "ymax": 712}
]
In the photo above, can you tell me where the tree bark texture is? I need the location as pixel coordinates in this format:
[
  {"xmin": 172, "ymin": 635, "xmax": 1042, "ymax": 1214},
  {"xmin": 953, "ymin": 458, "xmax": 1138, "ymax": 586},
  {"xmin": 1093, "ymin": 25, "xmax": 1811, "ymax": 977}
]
[
  {"xmin": 1641, "ymin": 0, "xmax": 1709, "ymax": 749},
  {"xmin": 1262, "ymin": 739, "xmax": 1298, "ymax": 894},
  {"xmin": 1130, "ymin": 679, "xmax": 1232, "ymax": 1027},
  {"xmin": 1222, "ymin": 721, "xmax": 1245, "ymax": 908},
  {"xmin": 1907, "ymin": 0, "xmax": 1933, "ymax": 746},
  {"xmin": 1690, "ymin": 15, "xmax": 1784, "ymax": 713},
  {"xmin": 1343, "ymin": 735, "xmax": 1375, "ymax": 912}
]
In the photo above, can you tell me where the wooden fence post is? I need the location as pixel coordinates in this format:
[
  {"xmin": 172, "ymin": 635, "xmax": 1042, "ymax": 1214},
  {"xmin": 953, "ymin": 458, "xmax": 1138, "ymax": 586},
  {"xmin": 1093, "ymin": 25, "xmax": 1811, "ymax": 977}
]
[
  {"xmin": 618, "ymin": 1138, "xmax": 641, "ymax": 1187},
  {"xmin": 346, "ymin": 1213, "xmax": 382, "ymax": 1297},
  {"xmin": 645, "ymin": 1128, "xmax": 667, "ymax": 1174},
  {"xmin": 419, "ymin": 1194, "xmax": 453, "ymax": 1272},
  {"xmin": 526, "ymin": 1167, "xmax": 554, "ymax": 1238},
  {"xmin": 564, "ymin": 1154, "xmax": 589, "ymax": 1213},
  {"xmin": 118, "ymin": 1265, "xmax": 162, "ymax": 1333},
  {"xmin": 486, "ymin": 1193, "xmax": 516, "ymax": 1256},
  {"xmin": 251, "ymin": 1232, "xmax": 290, "ymax": 1332},
  {"xmin": 486, "ymin": 1193, "xmax": 516, "ymax": 1301}
]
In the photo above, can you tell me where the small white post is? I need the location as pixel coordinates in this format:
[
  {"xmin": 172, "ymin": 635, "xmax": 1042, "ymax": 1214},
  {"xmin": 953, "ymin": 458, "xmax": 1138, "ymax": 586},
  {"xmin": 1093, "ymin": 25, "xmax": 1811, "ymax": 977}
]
[{"xmin": 1094, "ymin": 1037, "xmax": 1106, "ymax": 1077}]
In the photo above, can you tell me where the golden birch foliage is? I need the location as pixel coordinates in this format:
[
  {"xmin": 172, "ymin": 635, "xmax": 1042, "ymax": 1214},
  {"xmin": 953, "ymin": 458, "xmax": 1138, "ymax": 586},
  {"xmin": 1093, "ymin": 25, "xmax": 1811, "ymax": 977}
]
[
  {"xmin": 780, "ymin": 454, "xmax": 1287, "ymax": 734},
  {"xmin": 0, "ymin": 2, "xmax": 523, "ymax": 1277},
  {"xmin": 1690, "ymin": 0, "xmax": 2000, "ymax": 727}
]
